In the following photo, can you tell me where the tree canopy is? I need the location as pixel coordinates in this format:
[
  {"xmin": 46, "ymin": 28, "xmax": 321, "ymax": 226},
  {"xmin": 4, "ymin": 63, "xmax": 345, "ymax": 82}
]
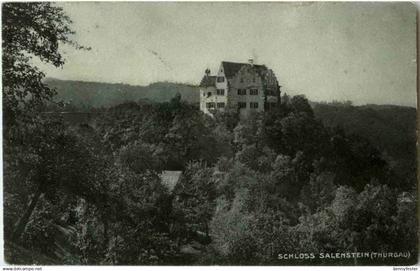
[{"xmin": 3, "ymin": 2, "xmax": 417, "ymax": 265}]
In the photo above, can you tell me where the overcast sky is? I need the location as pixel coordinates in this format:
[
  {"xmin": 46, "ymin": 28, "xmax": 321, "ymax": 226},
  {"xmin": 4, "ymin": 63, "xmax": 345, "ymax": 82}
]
[{"xmin": 39, "ymin": 2, "xmax": 417, "ymax": 107}]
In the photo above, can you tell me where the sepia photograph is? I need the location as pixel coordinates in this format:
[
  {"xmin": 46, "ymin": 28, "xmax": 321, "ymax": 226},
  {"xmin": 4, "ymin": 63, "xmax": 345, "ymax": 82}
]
[{"xmin": 2, "ymin": 1, "xmax": 418, "ymax": 266}]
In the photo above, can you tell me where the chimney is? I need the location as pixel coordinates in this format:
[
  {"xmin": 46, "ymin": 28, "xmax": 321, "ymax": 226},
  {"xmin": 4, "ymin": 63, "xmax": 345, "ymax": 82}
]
[{"xmin": 248, "ymin": 58, "xmax": 254, "ymax": 65}]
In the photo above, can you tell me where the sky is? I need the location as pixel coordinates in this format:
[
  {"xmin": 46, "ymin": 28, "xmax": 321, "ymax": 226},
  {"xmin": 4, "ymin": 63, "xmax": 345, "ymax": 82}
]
[{"xmin": 39, "ymin": 2, "xmax": 417, "ymax": 107}]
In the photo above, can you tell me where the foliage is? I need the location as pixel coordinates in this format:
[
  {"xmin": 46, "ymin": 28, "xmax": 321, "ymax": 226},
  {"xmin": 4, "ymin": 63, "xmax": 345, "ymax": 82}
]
[
  {"xmin": 313, "ymin": 102, "xmax": 416, "ymax": 190},
  {"xmin": 3, "ymin": 1, "xmax": 89, "ymax": 250},
  {"xmin": 2, "ymin": 2, "xmax": 87, "ymax": 126},
  {"xmin": 3, "ymin": 7, "xmax": 416, "ymax": 263},
  {"xmin": 172, "ymin": 162, "xmax": 218, "ymax": 241}
]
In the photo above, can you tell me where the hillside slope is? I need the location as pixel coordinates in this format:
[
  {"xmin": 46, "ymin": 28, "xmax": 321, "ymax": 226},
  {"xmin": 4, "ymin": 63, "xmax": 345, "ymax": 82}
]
[
  {"xmin": 45, "ymin": 78, "xmax": 200, "ymax": 108},
  {"xmin": 313, "ymin": 102, "xmax": 416, "ymax": 182}
]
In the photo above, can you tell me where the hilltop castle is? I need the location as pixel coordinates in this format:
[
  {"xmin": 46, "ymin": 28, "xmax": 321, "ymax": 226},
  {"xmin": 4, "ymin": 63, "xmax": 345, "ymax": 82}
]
[{"xmin": 199, "ymin": 59, "xmax": 281, "ymax": 118}]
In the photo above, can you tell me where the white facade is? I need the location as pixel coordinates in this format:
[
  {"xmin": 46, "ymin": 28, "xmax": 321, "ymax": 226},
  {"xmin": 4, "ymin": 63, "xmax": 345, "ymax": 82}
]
[{"xmin": 199, "ymin": 61, "xmax": 280, "ymax": 118}]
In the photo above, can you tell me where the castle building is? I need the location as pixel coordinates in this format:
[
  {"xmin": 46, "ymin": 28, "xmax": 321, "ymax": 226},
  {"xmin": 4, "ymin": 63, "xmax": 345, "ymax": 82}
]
[{"xmin": 199, "ymin": 59, "xmax": 281, "ymax": 118}]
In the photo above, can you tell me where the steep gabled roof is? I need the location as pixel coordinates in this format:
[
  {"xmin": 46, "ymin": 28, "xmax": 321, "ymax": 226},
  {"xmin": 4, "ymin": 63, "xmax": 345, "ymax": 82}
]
[
  {"xmin": 199, "ymin": 75, "xmax": 216, "ymax": 87},
  {"xmin": 221, "ymin": 61, "xmax": 268, "ymax": 79}
]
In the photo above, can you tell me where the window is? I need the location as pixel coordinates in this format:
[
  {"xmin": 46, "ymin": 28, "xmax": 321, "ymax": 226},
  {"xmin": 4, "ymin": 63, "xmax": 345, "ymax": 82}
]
[
  {"xmin": 206, "ymin": 102, "xmax": 215, "ymax": 109},
  {"xmin": 238, "ymin": 102, "xmax": 246, "ymax": 109},
  {"xmin": 250, "ymin": 89, "xmax": 258, "ymax": 95},
  {"xmin": 237, "ymin": 89, "xmax": 246, "ymax": 95},
  {"xmin": 217, "ymin": 102, "xmax": 225, "ymax": 108},
  {"xmin": 253, "ymin": 77, "xmax": 256, "ymax": 83},
  {"xmin": 266, "ymin": 89, "xmax": 276, "ymax": 96},
  {"xmin": 207, "ymin": 92, "xmax": 212, "ymax": 97},
  {"xmin": 216, "ymin": 89, "xmax": 225, "ymax": 95},
  {"xmin": 240, "ymin": 78, "xmax": 244, "ymax": 83},
  {"xmin": 217, "ymin": 76, "xmax": 225, "ymax": 82},
  {"xmin": 250, "ymin": 102, "xmax": 259, "ymax": 109}
]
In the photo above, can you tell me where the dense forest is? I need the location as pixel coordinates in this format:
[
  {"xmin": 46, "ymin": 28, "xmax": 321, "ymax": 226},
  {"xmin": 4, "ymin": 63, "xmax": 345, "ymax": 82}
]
[
  {"xmin": 3, "ymin": 2, "xmax": 417, "ymax": 266},
  {"xmin": 312, "ymin": 102, "xmax": 417, "ymax": 187},
  {"xmin": 45, "ymin": 78, "xmax": 417, "ymax": 184},
  {"xmin": 5, "ymin": 93, "xmax": 418, "ymax": 265},
  {"xmin": 45, "ymin": 78, "xmax": 199, "ymax": 108}
]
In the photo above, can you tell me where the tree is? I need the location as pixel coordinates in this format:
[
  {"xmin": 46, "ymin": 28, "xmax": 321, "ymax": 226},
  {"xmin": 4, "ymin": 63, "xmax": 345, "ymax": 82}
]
[
  {"xmin": 290, "ymin": 95, "xmax": 313, "ymax": 117},
  {"xmin": 8, "ymin": 119, "xmax": 110, "ymax": 242},
  {"xmin": 213, "ymin": 109, "xmax": 240, "ymax": 132},
  {"xmin": 233, "ymin": 113, "xmax": 264, "ymax": 149},
  {"xmin": 2, "ymin": 2, "xmax": 86, "ymax": 126},
  {"xmin": 172, "ymin": 162, "xmax": 218, "ymax": 240},
  {"xmin": 164, "ymin": 110, "xmax": 219, "ymax": 169},
  {"xmin": 117, "ymin": 140, "xmax": 164, "ymax": 174},
  {"xmin": 101, "ymin": 168, "xmax": 177, "ymax": 265},
  {"xmin": 251, "ymin": 210, "xmax": 294, "ymax": 264},
  {"xmin": 2, "ymin": 3, "xmax": 88, "ymax": 243},
  {"xmin": 300, "ymin": 171, "xmax": 337, "ymax": 213},
  {"xmin": 210, "ymin": 189, "xmax": 257, "ymax": 264}
]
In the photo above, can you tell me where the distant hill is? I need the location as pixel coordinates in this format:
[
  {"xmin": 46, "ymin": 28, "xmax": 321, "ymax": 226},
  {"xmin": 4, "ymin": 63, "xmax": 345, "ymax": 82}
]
[
  {"xmin": 312, "ymin": 102, "xmax": 417, "ymax": 182},
  {"xmin": 45, "ymin": 78, "xmax": 200, "ymax": 109}
]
